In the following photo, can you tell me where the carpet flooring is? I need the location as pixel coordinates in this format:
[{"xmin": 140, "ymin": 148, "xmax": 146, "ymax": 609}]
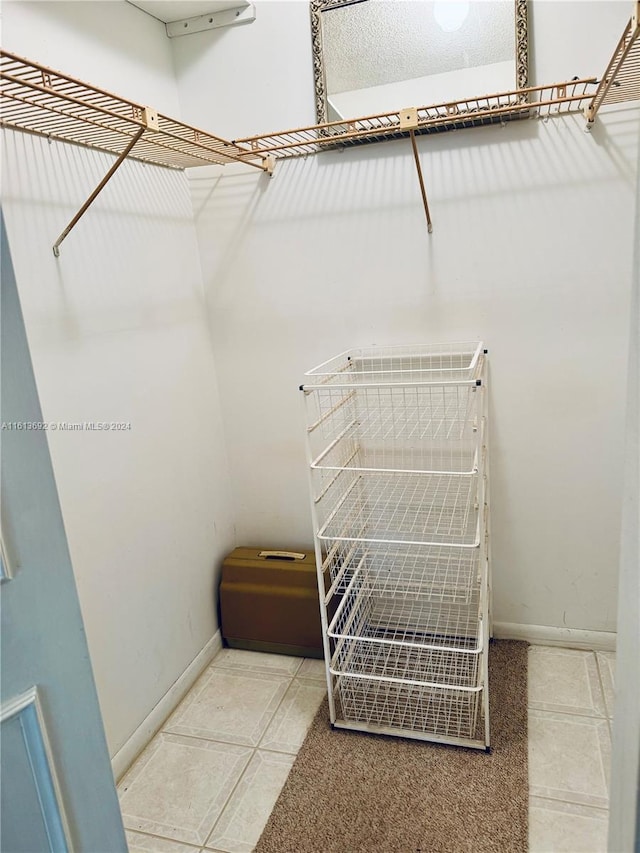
[{"xmin": 256, "ymin": 640, "xmax": 528, "ymax": 853}]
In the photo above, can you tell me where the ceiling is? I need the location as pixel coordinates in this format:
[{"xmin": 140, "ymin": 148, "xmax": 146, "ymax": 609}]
[{"xmin": 126, "ymin": 0, "xmax": 249, "ymax": 24}]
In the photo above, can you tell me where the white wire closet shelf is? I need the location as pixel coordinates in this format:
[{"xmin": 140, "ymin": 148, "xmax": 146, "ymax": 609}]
[
  {"xmin": 316, "ymin": 469, "xmax": 481, "ymax": 547},
  {"xmin": 323, "ymin": 540, "xmax": 483, "ymax": 605}
]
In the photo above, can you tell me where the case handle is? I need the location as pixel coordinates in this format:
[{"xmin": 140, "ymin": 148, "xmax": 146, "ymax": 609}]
[{"xmin": 258, "ymin": 550, "xmax": 306, "ymax": 561}]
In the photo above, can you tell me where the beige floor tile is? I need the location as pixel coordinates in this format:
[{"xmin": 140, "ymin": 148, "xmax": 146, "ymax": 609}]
[
  {"xmin": 118, "ymin": 733, "xmax": 251, "ymax": 846},
  {"xmin": 528, "ymin": 647, "xmax": 606, "ymax": 717},
  {"xmin": 205, "ymin": 750, "xmax": 295, "ymax": 853},
  {"xmin": 164, "ymin": 669, "xmax": 290, "ymax": 747},
  {"xmin": 211, "ymin": 648, "xmax": 302, "ymax": 677},
  {"xmin": 529, "ymin": 710, "xmax": 611, "ymax": 809},
  {"xmin": 596, "ymin": 652, "xmax": 616, "ymax": 718},
  {"xmin": 529, "ymin": 797, "xmax": 608, "ymax": 852},
  {"xmin": 259, "ymin": 678, "xmax": 326, "ymax": 753},
  {"xmin": 126, "ymin": 830, "xmax": 201, "ymax": 852},
  {"xmin": 296, "ymin": 658, "xmax": 327, "ymax": 682}
]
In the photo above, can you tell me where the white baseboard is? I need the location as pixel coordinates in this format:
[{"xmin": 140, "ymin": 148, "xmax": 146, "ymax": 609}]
[
  {"xmin": 494, "ymin": 622, "xmax": 616, "ymax": 652},
  {"xmin": 111, "ymin": 631, "xmax": 223, "ymax": 781},
  {"xmin": 110, "ymin": 623, "xmax": 615, "ymax": 780}
]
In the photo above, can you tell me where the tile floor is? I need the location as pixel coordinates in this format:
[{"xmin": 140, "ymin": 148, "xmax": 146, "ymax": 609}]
[
  {"xmin": 118, "ymin": 645, "xmax": 615, "ymax": 853},
  {"xmin": 528, "ymin": 648, "xmax": 613, "ymax": 852}
]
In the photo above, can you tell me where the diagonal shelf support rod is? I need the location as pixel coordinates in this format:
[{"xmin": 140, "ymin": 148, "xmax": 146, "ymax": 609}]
[
  {"xmin": 52, "ymin": 126, "xmax": 145, "ymax": 257},
  {"xmin": 409, "ymin": 130, "xmax": 433, "ymax": 234}
]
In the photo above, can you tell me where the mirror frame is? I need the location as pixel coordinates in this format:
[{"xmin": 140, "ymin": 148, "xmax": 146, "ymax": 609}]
[{"xmin": 310, "ymin": 0, "xmax": 529, "ymax": 125}]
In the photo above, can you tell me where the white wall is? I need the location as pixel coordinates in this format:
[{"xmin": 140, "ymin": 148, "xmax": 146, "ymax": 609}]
[
  {"xmin": 173, "ymin": 0, "xmax": 316, "ymax": 138},
  {"xmin": 1, "ymin": 2, "xmax": 235, "ymax": 757},
  {"xmin": 173, "ymin": 0, "xmax": 639, "ymax": 635}
]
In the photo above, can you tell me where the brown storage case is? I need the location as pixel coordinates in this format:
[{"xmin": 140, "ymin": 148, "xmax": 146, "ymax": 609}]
[{"xmin": 219, "ymin": 548, "xmax": 324, "ymax": 658}]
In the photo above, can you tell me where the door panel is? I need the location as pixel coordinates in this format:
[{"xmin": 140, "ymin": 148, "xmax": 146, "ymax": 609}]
[
  {"xmin": 1, "ymin": 688, "xmax": 71, "ymax": 852},
  {"xmin": 0, "ymin": 212, "xmax": 127, "ymax": 852}
]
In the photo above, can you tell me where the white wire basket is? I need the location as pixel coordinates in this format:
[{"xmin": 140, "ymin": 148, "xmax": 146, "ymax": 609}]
[
  {"xmin": 328, "ymin": 569, "xmax": 489, "ymax": 744},
  {"xmin": 306, "ymin": 384, "xmax": 484, "ymax": 477},
  {"xmin": 329, "ymin": 581, "xmax": 484, "ymax": 689},
  {"xmin": 316, "ymin": 469, "xmax": 481, "ymax": 547},
  {"xmin": 323, "ymin": 540, "xmax": 483, "ymax": 605},
  {"xmin": 303, "ymin": 342, "xmax": 485, "ymax": 388},
  {"xmin": 333, "ymin": 673, "xmax": 484, "ymax": 743},
  {"xmin": 304, "ymin": 344, "xmax": 486, "ymax": 481}
]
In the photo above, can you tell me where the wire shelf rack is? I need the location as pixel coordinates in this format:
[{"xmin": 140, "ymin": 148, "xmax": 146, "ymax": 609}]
[
  {"xmin": 333, "ymin": 673, "xmax": 484, "ymax": 743},
  {"xmin": 316, "ymin": 469, "xmax": 480, "ymax": 547},
  {"xmin": 323, "ymin": 540, "xmax": 483, "ymax": 605},
  {"xmin": 0, "ymin": 48, "xmax": 603, "ymax": 170},
  {"xmin": 236, "ymin": 80, "xmax": 597, "ymax": 160},
  {"xmin": 303, "ymin": 341, "xmax": 491, "ymax": 748},
  {"xmin": 4, "ymin": 36, "xmax": 625, "ymax": 256},
  {"xmin": 586, "ymin": 7, "xmax": 640, "ymax": 122},
  {"xmin": 0, "ymin": 49, "xmax": 267, "ymax": 171},
  {"xmin": 4, "ymin": 6, "xmax": 637, "ymax": 256}
]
